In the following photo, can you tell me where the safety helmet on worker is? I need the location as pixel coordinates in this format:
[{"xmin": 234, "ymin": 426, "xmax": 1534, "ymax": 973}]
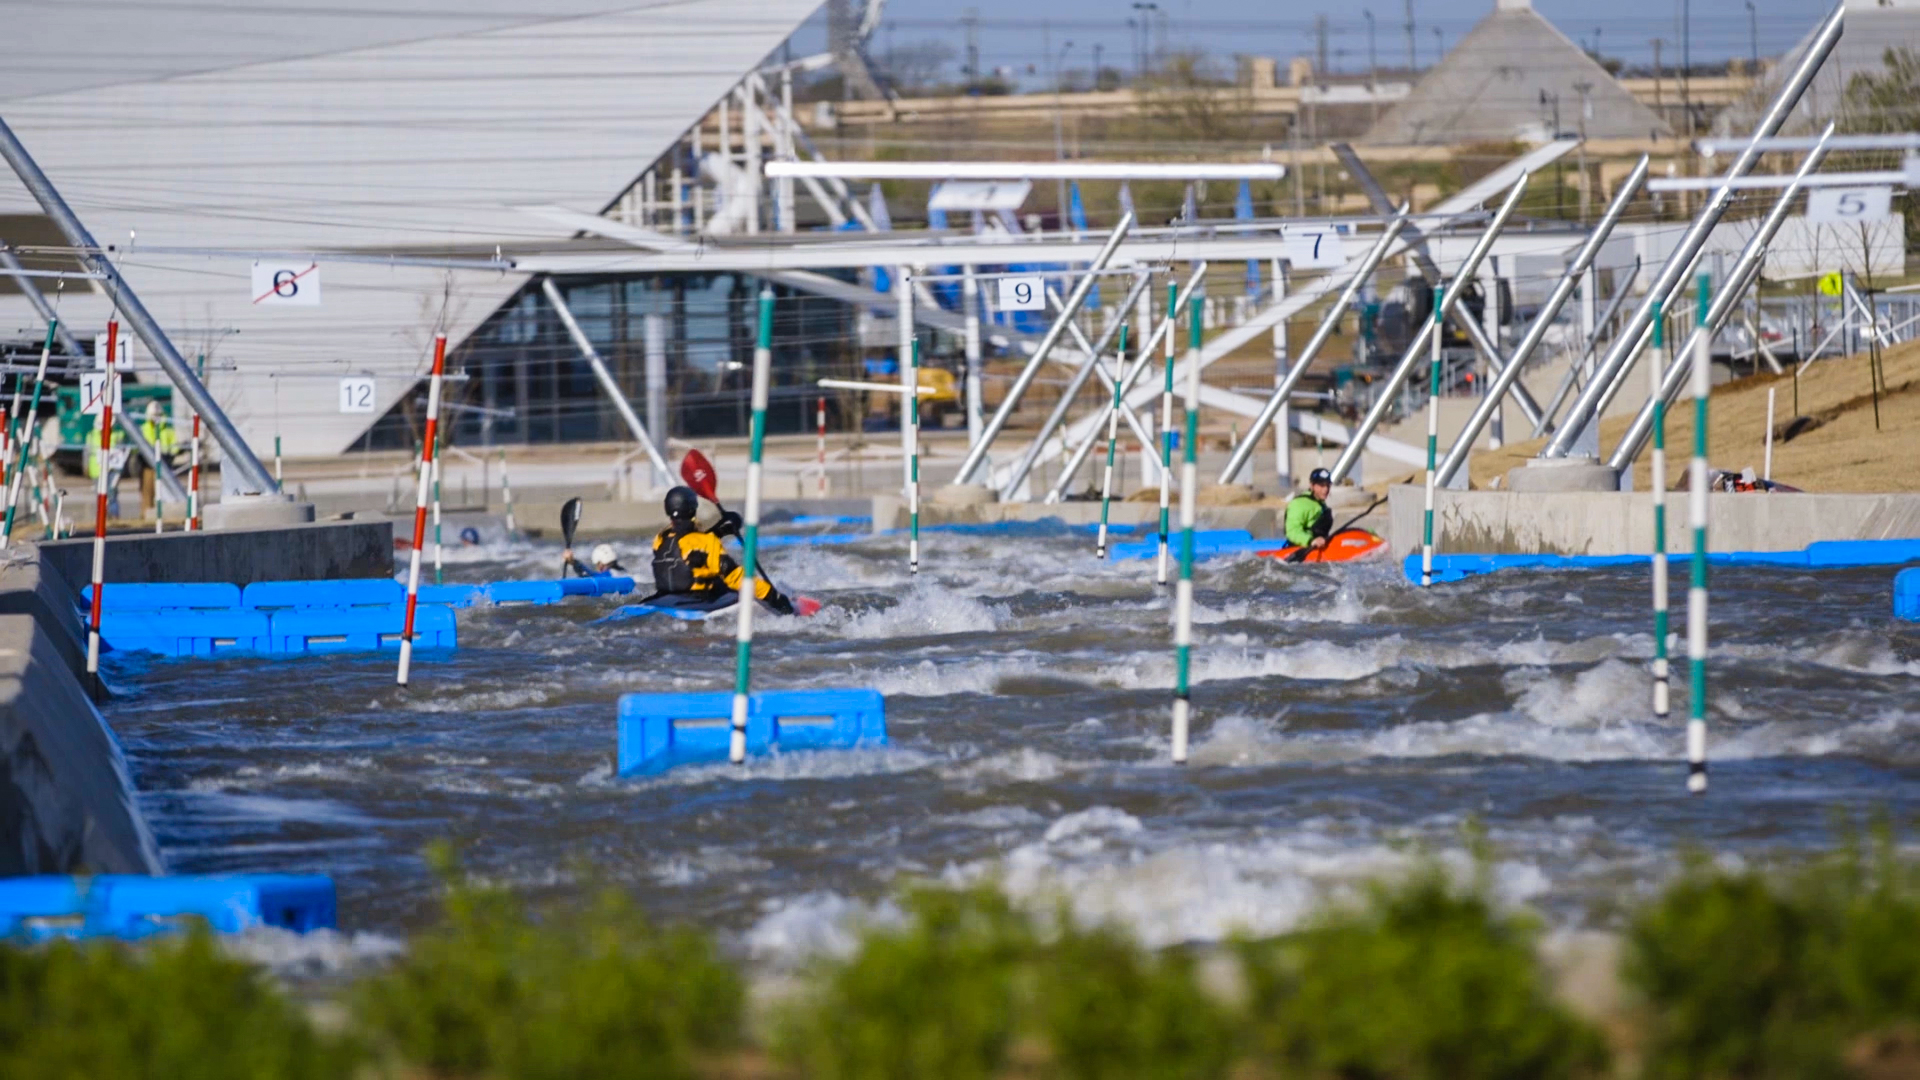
[
  {"xmin": 1309, "ymin": 468, "xmax": 1332, "ymax": 489},
  {"xmin": 591, "ymin": 543, "xmax": 619, "ymax": 570},
  {"xmin": 664, "ymin": 486, "xmax": 699, "ymax": 521}
]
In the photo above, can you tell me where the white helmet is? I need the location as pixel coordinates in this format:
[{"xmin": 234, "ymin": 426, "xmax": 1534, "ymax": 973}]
[
  {"xmin": 590, "ymin": 543, "xmax": 618, "ymax": 569},
  {"xmin": 145, "ymin": 400, "xmax": 163, "ymax": 420}
]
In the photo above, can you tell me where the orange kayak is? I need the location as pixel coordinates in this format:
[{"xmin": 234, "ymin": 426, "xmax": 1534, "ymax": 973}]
[{"xmin": 1256, "ymin": 528, "xmax": 1389, "ymax": 564}]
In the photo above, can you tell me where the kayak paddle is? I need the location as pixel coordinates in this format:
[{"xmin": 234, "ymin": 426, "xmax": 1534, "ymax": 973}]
[{"xmin": 560, "ymin": 496, "xmax": 583, "ymax": 576}]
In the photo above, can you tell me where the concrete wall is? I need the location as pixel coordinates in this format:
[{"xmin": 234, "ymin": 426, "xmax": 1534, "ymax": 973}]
[
  {"xmin": 0, "ymin": 552, "xmax": 163, "ymax": 876},
  {"xmin": 36, "ymin": 520, "xmax": 393, "ymax": 594},
  {"xmin": 1389, "ymin": 487, "xmax": 1920, "ymax": 556},
  {"xmin": 877, "ymin": 496, "xmax": 1280, "ymax": 535}
]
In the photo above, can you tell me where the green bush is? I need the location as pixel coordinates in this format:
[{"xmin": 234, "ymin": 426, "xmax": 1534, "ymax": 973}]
[
  {"xmin": 351, "ymin": 849, "xmax": 742, "ymax": 1080},
  {"xmin": 774, "ymin": 884, "xmax": 1035, "ymax": 1080},
  {"xmin": 1034, "ymin": 920, "xmax": 1235, "ymax": 1080},
  {"xmin": 0, "ymin": 926, "xmax": 356, "ymax": 1080},
  {"xmin": 1626, "ymin": 831, "xmax": 1920, "ymax": 1079},
  {"xmin": 1237, "ymin": 867, "xmax": 1609, "ymax": 1080}
]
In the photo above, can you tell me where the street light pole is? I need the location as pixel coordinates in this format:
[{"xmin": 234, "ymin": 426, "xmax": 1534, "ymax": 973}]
[{"xmin": 1364, "ymin": 10, "xmax": 1378, "ymax": 123}]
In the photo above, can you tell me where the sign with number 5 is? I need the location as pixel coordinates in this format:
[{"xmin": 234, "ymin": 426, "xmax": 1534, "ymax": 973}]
[
  {"xmin": 1807, "ymin": 187, "xmax": 1892, "ymax": 225},
  {"xmin": 997, "ymin": 275, "xmax": 1045, "ymax": 311},
  {"xmin": 251, "ymin": 261, "xmax": 322, "ymax": 306},
  {"xmin": 338, "ymin": 377, "xmax": 377, "ymax": 413}
]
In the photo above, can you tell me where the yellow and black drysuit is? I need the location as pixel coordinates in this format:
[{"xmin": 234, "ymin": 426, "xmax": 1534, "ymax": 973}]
[{"xmin": 649, "ymin": 518, "xmax": 794, "ymax": 614}]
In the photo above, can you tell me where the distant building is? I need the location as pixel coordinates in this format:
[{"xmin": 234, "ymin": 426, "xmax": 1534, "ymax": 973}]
[
  {"xmin": 1719, "ymin": 0, "xmax": 1920, "ymax": 134},
  {"xmin": 1363, "ymin": 0, "xmax": 1669, "ymax": 145}
]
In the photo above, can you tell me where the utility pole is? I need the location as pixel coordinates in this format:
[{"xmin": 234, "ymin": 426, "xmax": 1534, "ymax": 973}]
[
  {"xmin": 962, "ymin": 7, "xmax": 979, "ymax": 83},
  {"xmin": 1574, "ymin": 80, "xmax": 1593, "ymax": 224},
  {"xmin": 1680, "ymin": 0, "xmax": 1692, "ymax": 135},
  {"xmin": 1431, "ymin": 25, "xmax": 1443, "ymax": 65},
  {"xmin": 1404, "ymin": 0, "xmax": 1416, "ymax": 72},
  {"xmin": 1746, "ymin": 0, "xmax": 1759, "ymax": 71},
  {"xmin": 1651, "ymin": 38, "xmax": 1664, "ymax": 116},
  {"xmin": 1316, "ymin": 14, "xmax": 1330, "ymax": 85},
  {"xmin": 1364, "ymin": 9, "xmax": 1378, "ymax": 123}
]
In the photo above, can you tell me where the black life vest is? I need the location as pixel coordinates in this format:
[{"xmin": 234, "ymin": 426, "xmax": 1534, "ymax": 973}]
[{"xmin": 652, "ymin": 527, "xmax": 696, "ymax": 593}]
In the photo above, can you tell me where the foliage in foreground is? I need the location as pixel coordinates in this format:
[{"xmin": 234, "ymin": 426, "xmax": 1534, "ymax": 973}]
[
  {"xmin": 350, "ymin": 846, "xmax": 743, "ymax": 1080},
  {"xmin": 1237, "ymin": 866, "xmax": 1608, "ymax": 1080},
  {"xmin": 1627, "ymin": 828, "xmax": 1920, "ymax": 1080},
  {"xmin": 14, "ymin": 831, "xmax": 1920, "ymax": 1079},
  {"xmin": 0, "ymin": 926, "xmax": 356, "ymax": 1080}
]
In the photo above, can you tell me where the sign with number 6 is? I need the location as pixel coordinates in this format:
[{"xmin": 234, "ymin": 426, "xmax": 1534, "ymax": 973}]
[
  {"xmin": 997, "ymin": 275, "xmax": 1045, "ymax": 311},
  {"xmin": 1807, "ymin": 186, "xmax": 1892, "ymax": 225},
  {"xmin": 338, "ymin": 377, "xmax": 377, "ymax": 413},
  {"xmin": 251, "ymin": 261, "xmax": 322, "ymax": 306}
]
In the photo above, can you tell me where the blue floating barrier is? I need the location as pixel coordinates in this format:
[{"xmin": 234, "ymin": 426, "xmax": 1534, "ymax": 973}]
[
  {"xmin": 99, "ymin": 609, "xmax": 272, "ymax": 657},
  {"xmin": 1108, "ymin": 529, "xmax": 1258, "ymax": 562},
  {"xmin": 557, "ymin": 575, "xmax": 635, "ymax": 597},
  {"xmin": 484, "ymin": 580, "xmax": 565, "ymax": 605},
  {"xmin": 1897, "ymin": 568, "xmax": 1920, "ymax": 622},
  {"xmin": 269, "ymin": 602, "xmax": 455, "ymax": 653},
  {"xmin": 616, "ymin": 687, "xmax": 886, "ymax": 776},
  {"xmin": 1807, "ymin": 538, "xmax": 1920, "ymax": 568},
  {"xmin": 82, "ymin": 582, "xmax": 241, "ymax": 611},
  {"xmin": 0, "ymin": 874, "xmax": 335, "ymax": 941},
  {"xmin": 244, "ymin": 578, "xmax": 404, "ymax": 610},
  {"xmin": 417, "ymin": 582, "xmax": 487, "ymax": 608}
]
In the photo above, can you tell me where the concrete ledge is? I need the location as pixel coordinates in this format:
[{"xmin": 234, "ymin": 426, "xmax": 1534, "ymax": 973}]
[
  {"xmin": 0, "ymin": 612, "xmax": 163, "ymax": 876},
  {"xmin": 1390, "ymin": 486, "xmax": 1920, "ymax": 556},
  {"xmin": 0, "ymin": 553, "xmax": 87, "ymax": 680},
  {"xmin": 35, "ymin": 520, "xmax": 393, "ymax": 593}
]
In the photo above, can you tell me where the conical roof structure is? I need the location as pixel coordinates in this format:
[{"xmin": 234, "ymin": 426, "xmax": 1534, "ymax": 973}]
[
  {"xmin": 1364, "ymin": 0, "xmax": 1670, "ymax": 145},
  {"xmin": 1716, "ymin": 0, "xmax": 1920, "ymax": 135}
]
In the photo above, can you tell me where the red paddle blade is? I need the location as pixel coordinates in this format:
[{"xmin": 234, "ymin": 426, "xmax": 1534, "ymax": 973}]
[
  {"xmin": 793, "ymin": 596, "xmax": 822, "ymax": 617},
  {"xmin": 680, "ymin": 449, "xmax": 718, "ymax": 503}
]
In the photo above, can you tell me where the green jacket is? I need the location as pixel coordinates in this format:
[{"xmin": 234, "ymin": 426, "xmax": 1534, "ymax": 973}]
[{"xmin": 1284, "ymin": 493, "xmax": 1329, "ymax": 547}]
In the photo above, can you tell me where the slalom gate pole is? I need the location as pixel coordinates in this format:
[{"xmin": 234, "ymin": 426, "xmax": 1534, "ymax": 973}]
[
  {"xmin": 729, "ymin": 288, "xmax": 775, "ymax": 765},
  {"xmin": 396, "ymin": 332, "xmax": 447, "ymax": 687},
  {"xmin": 87, "ymin": 320, "xmax": 118, "ymax": 680},
  {"xmin": 500, "ymin": 449, "xmax": 517, "ymax": 537},
  {"xmin": 1096, "ymin": 325, "xmax": 1130, "ymax": 559},
  {"xmin": 816, "ymin": 395, "xmax": 828, "ymax": 496},
  {"xmin": 1171, "ymin": 293, "xmax": 1202, "ymax": 765},
  {"xmin": 1156, "ymin": 282, "xmax": 1177, "ymax": 586},
  {"xmin": 0, "ymin": 319, "xmax": 57, "ymax": 547},
  {"xmin": 1687, "ymin": 275, "xmax": 1712, "ymax": 794},
  {"xmin": 1421, "ymin": 284, "xmax": 1444, "ymax": 587},
  {"xmin": 1650, "ymin": 303, "xmax": 1670, "ymax": 731},
  {"xmin": 908, "ymin": 337, "xmax": 921, "ymax": 577},
  {"xmin": 187, "ymin": 355, "xmax": 203, "ymax": 531},
  {"xmin": 432, "ymin": 449, "xmax": 444, "ymax": 585}
]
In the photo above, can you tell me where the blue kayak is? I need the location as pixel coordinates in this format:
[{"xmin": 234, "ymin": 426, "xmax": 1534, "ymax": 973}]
[{"xmin": 594, "ymin": 592, "xmax": 737, "ymax": 624}]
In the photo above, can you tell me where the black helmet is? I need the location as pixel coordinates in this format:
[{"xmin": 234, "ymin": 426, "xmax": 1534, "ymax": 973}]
[
  {"xmin": 664, "ymin": 486, "xmax": 699, "ymax": 520},
  {"xmin": 1309, "ymin": 468, "xmax": 1333, "ymax": 487}
]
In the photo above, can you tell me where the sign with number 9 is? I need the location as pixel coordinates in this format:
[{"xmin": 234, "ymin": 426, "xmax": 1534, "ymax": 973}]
[{"xmin": 997, "ymin": 275, "xmax": 1045, "ymax": 311}]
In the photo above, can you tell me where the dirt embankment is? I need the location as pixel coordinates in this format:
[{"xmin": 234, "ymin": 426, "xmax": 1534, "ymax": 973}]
[{"xmin": 1450, "ymin": 340, "xmax": 1920, "ymax": 493}]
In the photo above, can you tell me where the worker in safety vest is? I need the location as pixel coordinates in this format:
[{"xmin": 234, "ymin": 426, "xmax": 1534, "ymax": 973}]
[
  {"xmin": 1283, "ymin": 468, "xmax": 1335, "ymax": 553},
  {"xmin": 140, "ymin": 401, "xmax": 179, "ymax": 462},
  {"xmin": 646, "ymin": 485, "xmax": 793, "ymax": 614},
  {"xmin": 84, "ymin": 420, "xmax": 129, "ymax": 519}
]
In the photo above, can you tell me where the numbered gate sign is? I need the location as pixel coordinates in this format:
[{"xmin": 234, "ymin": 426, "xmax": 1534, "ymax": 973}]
[
  {"xmin": 92, "ymin": 334, "xmax": 135, "ymax": 372},
  {"xmin": 79, "ymin": 372, "xmax": 121, "ymax": 416},
  {"xmin": 1807, "ymin": 187, "xmax": 1892, "ymax": 226},
  {"xmin": 251, "ymin": 261, "xmax": 322, "ymax": 306},
  {"xmin": 997, "ymin": 275, "xmax": 1045, "ymax": 311},
  {"xmin": 338, "ymin": 377, "xmax": 377, "ymax": 413}
]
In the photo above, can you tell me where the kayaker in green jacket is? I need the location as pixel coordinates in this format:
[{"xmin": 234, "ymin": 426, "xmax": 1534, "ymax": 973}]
[{"xmin": 1284, "ymin": 468, "xmax": 1334, "ymax": 552}]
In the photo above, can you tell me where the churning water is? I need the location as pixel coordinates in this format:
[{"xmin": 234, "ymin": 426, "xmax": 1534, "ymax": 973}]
[{"xmin": 101, "ymin": 527, "xmax": 1920, "ymax": 966}]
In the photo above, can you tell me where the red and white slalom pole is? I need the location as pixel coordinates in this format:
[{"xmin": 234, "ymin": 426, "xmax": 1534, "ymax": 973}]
[
  {"xmin": 397, "ymin": 333, "xmax": 447, "ymax": 687},
  {"xmin": 86, "ymin": 320, "xmax": 119, "ymax": 678},
  {"xmin": 815, "ymin": 395, "xmax": 828, "ymax": 496},
  {"xmin": 187, "ymin": 406, "xmax": 202, "ymax": 531}
]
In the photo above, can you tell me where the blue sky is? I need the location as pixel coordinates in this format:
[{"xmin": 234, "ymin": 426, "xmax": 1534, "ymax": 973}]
[{"xmin": 793, "ymin": 0, "xmax": 1838, "ymax": 86}]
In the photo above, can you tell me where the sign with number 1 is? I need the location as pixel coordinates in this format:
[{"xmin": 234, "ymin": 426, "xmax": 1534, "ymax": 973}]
[{"xmin": 997, "ymin": 275, "xmax": 1044, "ymax": 311}]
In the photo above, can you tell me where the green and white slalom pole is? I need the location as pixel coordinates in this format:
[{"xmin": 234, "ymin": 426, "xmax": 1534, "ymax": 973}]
[
  {"xmin": 1156, "ymin": 283, "xmax": 1178, "ymax": 586},
  {"xmin": 1171, "ymin": 293, "xmax": 1202, "ymax": 765},
  {"xmin": 1649, "ymin": 301, "xmax": 1670, "ymax": 729},
  {"xmin": 730, "ymin": 287, "xmax": 776, "ymax": 765},
  {"xmin": 1095, "ymin": 324, "xmax": 1130, "ymax": 559},
  {"xmin": 1, "ymin": 319, "xmax": 57, "ymax": 548},
  {"xmin": 908, "ymin": 337, "xmax": 921, "ymax": 577},
  {"xmin": 1686, "ymin": 274, "xmax": 1711, "ymax": 794},
  {"xmin": 1421, "ymin": 283, "xmax": 1445, "ymax": 587}
]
